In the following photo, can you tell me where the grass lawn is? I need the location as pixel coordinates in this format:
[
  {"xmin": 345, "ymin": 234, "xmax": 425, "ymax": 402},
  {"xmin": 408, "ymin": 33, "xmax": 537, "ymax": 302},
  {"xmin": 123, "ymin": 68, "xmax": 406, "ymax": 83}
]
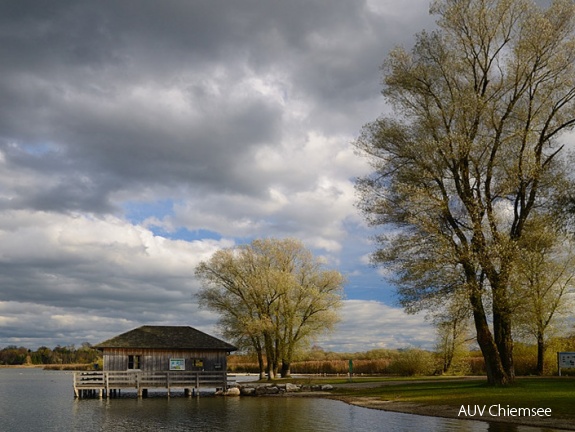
[{"xmin": 329, "ymin": 377, "xmax": 575, "ymax": 418}]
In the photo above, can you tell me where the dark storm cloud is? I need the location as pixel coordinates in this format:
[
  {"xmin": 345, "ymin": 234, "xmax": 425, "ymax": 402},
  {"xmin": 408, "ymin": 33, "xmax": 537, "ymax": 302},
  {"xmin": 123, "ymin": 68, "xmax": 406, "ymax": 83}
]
[{"xmin": 0, "ymin": 0, "xmax": 433, "ymax": 214}]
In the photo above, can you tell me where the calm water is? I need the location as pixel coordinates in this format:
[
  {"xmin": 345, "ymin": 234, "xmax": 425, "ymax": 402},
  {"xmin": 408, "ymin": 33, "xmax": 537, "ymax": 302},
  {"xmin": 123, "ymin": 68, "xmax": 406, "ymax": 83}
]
[{"xmin": 0, "ymin": 369, "xmax": 563, "ymax": 432}]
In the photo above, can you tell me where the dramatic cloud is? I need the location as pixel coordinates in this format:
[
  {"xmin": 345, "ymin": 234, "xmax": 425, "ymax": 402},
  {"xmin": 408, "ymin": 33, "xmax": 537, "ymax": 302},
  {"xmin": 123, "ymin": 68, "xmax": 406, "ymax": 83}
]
[{"xmin": 0, "ymin": 0, "xmax": 436, "ymax": 350}]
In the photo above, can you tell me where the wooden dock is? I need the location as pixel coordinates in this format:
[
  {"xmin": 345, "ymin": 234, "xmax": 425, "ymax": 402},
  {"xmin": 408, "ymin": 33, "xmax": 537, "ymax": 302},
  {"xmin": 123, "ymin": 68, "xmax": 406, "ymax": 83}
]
[{"xmin": 73, "ymin": 371, "xmax": 232, "ymax": 398}]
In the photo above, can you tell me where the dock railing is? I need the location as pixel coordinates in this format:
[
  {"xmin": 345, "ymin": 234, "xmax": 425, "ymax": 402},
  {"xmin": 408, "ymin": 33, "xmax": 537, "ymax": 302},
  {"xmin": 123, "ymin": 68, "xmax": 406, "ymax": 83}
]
[{"xmin": 73, "ymin": 370, "xmax": 233, "ymax": 398}]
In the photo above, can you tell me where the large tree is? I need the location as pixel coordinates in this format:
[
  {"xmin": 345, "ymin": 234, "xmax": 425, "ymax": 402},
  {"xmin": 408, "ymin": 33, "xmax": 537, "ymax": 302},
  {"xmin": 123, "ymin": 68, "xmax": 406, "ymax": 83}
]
[
  {"xmin": 356, "ymin": 0, "xmax": 575, "ymax": 385},
  {"xmin": 195, "ymin": 238, "xmax": 344, "ymax": 379}
]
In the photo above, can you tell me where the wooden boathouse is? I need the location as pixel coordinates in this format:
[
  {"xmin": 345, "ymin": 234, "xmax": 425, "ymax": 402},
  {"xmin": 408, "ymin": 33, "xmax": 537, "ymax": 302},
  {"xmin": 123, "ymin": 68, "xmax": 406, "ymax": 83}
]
[{"xmin": 73, "ymin": 325, "xmax": 237, "ymax": 398}]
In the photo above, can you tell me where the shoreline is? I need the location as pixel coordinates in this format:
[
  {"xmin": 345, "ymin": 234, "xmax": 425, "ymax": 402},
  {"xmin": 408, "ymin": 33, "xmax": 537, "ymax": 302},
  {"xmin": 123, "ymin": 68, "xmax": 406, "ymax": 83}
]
[
  {"xmin": 236, "ymin": 377, "xmax": 575, "ymax": 430},
  {"xmin": 0, "ymin": 364, "xmax": 92, "ymax": 370},
  {"xmin": 242, "ymin": 387, "xmax": 575, "ymax": 431},
  {"xmin": 0, "ymin": 364, "xmax": 44, "ymax": 368},
  {"xmin": 327, "ymin": 393, "xmax": 575, "ymax": 431}
]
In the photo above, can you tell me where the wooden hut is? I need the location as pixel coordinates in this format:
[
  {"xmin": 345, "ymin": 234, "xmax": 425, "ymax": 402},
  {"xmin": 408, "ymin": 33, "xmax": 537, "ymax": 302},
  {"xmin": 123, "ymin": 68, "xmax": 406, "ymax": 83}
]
[
  {"xmin": 96, "ymin": 325, "xmax": 237, "ymax": 372},
  {"xmin": 73, "ymin": 325, "xmax": 237, "ymax": 398}
]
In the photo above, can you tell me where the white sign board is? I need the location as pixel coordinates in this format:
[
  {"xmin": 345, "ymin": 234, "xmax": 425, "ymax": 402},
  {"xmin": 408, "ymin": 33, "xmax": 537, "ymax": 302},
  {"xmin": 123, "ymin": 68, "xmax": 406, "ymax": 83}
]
[
  {"xmin": 169, "ymin": 358, "xmax": 185, "ymax": 371},
  {"xmin": 557, "ymin": 352, "xmax": 575, "ymax": 375}
]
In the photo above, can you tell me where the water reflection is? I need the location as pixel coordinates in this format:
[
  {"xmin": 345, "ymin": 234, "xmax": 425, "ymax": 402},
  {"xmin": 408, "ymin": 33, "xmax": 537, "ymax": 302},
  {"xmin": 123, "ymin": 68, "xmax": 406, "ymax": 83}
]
[
  {"xmin": 69, "ymin": 396, "xmax": 559, "ymax": 432},
  {"xmin": 0, "ymin": 369, "xmax": 564, "ymax": 432}
]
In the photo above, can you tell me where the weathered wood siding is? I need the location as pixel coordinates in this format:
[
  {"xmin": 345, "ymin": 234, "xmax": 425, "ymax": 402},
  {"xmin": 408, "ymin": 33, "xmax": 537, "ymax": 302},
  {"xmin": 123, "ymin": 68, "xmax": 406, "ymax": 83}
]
[{"xmin": 102, "ymin": 348, "xmax": 228, "ymax": 372}]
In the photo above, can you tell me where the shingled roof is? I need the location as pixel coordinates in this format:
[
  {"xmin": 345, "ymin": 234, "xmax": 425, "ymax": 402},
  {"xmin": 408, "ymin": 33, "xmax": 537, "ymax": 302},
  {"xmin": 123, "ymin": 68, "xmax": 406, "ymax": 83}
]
[{"xmin": 95, "ymin": 325, "xmax": 237, "ymax": 351}]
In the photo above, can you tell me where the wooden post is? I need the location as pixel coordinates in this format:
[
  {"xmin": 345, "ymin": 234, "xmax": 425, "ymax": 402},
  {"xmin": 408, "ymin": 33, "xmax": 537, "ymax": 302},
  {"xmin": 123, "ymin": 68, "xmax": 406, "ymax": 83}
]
[
  {"xmin": 73, "ymin": 373, "xmax": 79, "ymax": 398},
  {"xmin": 167, "ymin": 372, "xmax": 171, "ymax": 397}
]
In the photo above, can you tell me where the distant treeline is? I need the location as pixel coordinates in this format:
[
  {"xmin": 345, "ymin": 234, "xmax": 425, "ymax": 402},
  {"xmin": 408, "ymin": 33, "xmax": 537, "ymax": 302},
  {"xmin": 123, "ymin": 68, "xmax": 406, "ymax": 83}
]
[
  {"xmin": 229, "ymin": 338, "xmax": 575, "ymax": 377},
  {"xmin": 4, "ymin": 337, "xmax": 575, "ymax": 376},
  {"xmin": 228, "ymin": 347, "xmax": 465, "ymax": 376},
  {"xmin": 0, "ymin": 343, "xmax": 101, "ymax": 366}
]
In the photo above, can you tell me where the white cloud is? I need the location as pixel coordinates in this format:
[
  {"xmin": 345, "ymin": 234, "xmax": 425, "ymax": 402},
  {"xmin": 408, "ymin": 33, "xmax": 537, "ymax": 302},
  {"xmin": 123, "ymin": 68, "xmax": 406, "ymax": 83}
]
[
  {"xmin": 317, "ymin": 300, "xmax": 435, "ymax": 352},
  {"xmin": 0, "ymin": 211, "xmax": 233, "ymax": 347},
  {"xmin": 0, "ymin": 299, "xmax": 435, "ymax": 353},
  {"xmin": 0, "ymin": 211, "xmax": 432, "ymax": 351}
]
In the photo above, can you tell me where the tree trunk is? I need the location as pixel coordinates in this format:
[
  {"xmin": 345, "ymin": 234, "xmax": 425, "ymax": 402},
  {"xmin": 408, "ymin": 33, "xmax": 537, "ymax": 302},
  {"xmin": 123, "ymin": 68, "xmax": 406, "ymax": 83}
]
[
  {"xmin": 491, "ymin": 274, "xmax": 515, "ymax": 382},
  {"xmin": 443, "ymin": 353, "xmax": 452, "ymax": 374},
  {"xmin": 536, "ymin": 332, "xmax": 545, "ymax": 375},
  {"xmin": 256, "ymin": 347, "xmax": 266, "ymax": 380},
  {"xmin": 469, "ymin": 288, "xmax": 511, "ymax": 385},
  {"xmin": 271, "ymin": 335, "xmax": 281, "ymax": 379},
  {"xmin": 493, "ymin": 310, "xmax": 515, "ymax": 382},
  {"xmin": 442, "ymin": 325, "xmax": 456, "ymax": 374},
  {"xmin": 263, "ymin": 333, "xmax": 276, "ymax": 380},
  {"xmin": 281, "ymin": 360, "xmax": 291, "ymax": 378},
  {"xmin": 282, "ymin": 338, "xmax": 294, "ymax": 378}
]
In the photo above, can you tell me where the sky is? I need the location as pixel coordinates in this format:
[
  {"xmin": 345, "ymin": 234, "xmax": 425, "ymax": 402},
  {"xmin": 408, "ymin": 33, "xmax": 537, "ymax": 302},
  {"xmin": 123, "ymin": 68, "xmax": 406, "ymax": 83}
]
[{"xmin": 0, "ymin": 0, "xmax": 439, "ymax": 352}]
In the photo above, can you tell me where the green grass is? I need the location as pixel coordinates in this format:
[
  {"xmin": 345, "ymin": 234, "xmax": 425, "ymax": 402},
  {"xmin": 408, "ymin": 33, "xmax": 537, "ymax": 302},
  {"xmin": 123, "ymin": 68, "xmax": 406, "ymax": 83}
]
[
  {"xmin": 263, "ymin": 375, "xmax": 454, "ymax": 384},
  {"xmin": 331, "ymin": 377, "xmax": 575, "ymax": 418}
]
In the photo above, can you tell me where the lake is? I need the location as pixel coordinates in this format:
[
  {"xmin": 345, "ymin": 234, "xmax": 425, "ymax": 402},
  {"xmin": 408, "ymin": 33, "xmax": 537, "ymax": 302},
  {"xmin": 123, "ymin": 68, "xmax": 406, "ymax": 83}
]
[{"xmin": 0, "ymin": 369, "xmax": 563, "ymax": 432}]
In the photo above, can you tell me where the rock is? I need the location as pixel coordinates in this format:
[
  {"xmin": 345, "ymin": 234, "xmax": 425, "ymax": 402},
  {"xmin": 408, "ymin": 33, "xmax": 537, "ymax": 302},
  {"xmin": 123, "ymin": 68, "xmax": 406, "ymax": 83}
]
[
  {"xmin": 255, "ymin": 385, "xmax": 272, "ymax": 395},
  {"xmin": 321, "ymin": 384, "xmax": 333, "ymax": 391},
  {"xmin": 238, "ymin": 383, "xmax": 299, "ymax": 396},
  {"xmin": 240, "ymin": 386, "xmax": 256, "ymax": 396},
  {"xmin": 225, "ymin": 387, "xmax": 241, "ymax": 396},
  {"xmin": 285, "ymin": 383, "xmax": 300, "ymax": 392}
]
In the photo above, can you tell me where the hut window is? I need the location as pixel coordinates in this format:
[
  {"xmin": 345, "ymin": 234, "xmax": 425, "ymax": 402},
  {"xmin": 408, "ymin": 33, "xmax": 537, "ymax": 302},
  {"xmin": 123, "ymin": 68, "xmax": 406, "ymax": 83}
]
[
  {"xmin": 192, "ymin": 358, "xmax": 204, "ymax": 369},
  {"xmin": 128, "ymin": 355, "xmax": 141, "ymax": 369}
]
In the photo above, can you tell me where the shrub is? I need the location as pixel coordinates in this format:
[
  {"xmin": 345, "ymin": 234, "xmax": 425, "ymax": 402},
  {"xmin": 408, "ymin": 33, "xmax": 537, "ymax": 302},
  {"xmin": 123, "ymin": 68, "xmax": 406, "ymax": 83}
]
[{"xmin": 388, "ymin": 349, "xmax": 435, "ymax": 376}]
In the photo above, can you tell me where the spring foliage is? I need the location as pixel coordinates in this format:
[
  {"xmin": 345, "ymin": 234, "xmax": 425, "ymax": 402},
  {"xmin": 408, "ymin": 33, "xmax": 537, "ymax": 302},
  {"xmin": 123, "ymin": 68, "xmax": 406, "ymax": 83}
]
[
  {"xmin": 356, "ymin": 0, "xmax": 575, "ymax": 385},
  {"xmin": 195, "ymin": 238, "xmax": 344, "ymax": 379}
]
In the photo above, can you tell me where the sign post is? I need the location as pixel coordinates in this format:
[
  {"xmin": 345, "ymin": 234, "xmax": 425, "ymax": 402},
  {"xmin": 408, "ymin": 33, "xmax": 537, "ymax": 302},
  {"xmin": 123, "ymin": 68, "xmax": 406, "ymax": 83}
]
[
  {"xmin": 348, "ymin": 359, "xmax": 353, "ymax": 382},
  {"xmin": 557, "ymin": 352, "xmax": 575, "ymax": 376}
]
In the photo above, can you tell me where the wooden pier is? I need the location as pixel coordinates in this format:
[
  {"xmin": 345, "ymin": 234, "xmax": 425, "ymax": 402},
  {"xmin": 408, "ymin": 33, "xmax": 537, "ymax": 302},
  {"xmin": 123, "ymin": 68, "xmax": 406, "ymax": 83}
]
[{"xmin": 73, "ymin": 371, "xmax": 232, "ymax": 398}]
